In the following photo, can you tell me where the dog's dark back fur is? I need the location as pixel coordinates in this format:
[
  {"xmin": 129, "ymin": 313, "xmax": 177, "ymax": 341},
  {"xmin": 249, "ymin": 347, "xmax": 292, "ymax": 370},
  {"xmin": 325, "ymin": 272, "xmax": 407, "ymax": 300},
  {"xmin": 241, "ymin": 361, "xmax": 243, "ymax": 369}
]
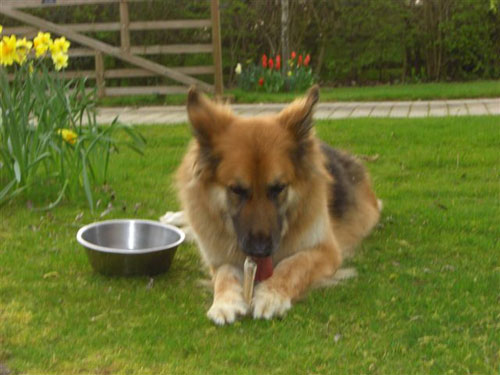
[{"xmin": 320, "ymin": 143, "xmax": 366, "ymax": 219}]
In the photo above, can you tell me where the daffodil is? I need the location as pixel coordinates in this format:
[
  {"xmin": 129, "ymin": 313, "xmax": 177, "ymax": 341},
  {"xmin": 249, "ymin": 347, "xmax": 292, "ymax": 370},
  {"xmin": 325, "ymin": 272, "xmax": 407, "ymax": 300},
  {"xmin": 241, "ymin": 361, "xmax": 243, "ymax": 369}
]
[
  {"xmin": 52, "ymin": 52, "xmax": 68, "ymax": 71},
  {"xmin": 57, "ymin": 129, "xmax": 77, "ymax": 145},
  {"xmin": 33, "ymin": 31, "xmax": 52, "ymax": 47},
  {"xmin": 35, "ymin": 45, "xmax": 48, "ymax": 58},
  {"xmin": 0, "ymin": 25, "xmax": 3, "ymax": 34},
  {"xmin": 14, "ymin": 37, "xmax": 33, "ymax": 65},
  {"xmin": 50, "ymin": 36, "xmax": 70, "ymax": 55},
  {"xmin": 0, "ymin": 35, "xmax": 17, "ymax": 66},
  {"xmin": 33, "ymin": 31, "xmax": 52, "ymax": 57}
]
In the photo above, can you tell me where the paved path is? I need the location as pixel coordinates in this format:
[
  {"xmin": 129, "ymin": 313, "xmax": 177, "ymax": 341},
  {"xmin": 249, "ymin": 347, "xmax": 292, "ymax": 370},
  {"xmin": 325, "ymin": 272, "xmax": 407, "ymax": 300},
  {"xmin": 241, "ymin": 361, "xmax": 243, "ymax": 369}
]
[{"xmin": 96, "ymin": 98, "xmax": 500, "ymax": 125}]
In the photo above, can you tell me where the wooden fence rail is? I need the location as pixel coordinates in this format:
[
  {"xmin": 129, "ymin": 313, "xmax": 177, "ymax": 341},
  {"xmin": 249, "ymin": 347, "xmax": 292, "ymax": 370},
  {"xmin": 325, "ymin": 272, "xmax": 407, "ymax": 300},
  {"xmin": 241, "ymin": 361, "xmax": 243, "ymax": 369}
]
[
  {"xmin": 3, "ymin": 20, "xmax": 213, "ymax": 35},
  {"xmin": 0, "ymin": 0, "xmax": 223, "ymax": 98},
  {"xmin": 2, "ymin": 0, "xmax": 144, "ymax": 8}
]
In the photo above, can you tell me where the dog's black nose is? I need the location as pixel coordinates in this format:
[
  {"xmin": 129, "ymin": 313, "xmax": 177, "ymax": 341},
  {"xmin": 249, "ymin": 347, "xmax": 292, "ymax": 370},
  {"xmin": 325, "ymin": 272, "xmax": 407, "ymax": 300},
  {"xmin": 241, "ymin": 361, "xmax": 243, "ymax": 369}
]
[{"xmin": 243, "ymin": 233, "xmax": 273, "ymax": 258}]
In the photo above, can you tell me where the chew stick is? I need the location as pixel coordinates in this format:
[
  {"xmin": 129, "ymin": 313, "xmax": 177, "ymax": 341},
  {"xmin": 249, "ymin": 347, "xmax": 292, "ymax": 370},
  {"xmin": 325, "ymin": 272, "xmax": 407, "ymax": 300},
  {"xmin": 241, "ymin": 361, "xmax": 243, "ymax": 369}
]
[{"xmin": 243, "ymin": 257, "xmax": 257, "ymax": 305}]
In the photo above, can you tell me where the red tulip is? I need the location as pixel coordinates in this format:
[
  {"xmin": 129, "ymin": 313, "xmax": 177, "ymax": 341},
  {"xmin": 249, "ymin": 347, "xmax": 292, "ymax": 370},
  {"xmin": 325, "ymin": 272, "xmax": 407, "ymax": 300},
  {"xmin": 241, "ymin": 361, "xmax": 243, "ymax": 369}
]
[
  {"xmin": 262, "ymin": 54, "xmax": 267, "ymax": 68},
  {"xmin": 276, "ymin": 55, "xmax": 281, "ymax": 70},
  {"xmin": 304, "ymin": 54, "xmax": 311, "ymax": 67},
  {"xmin": 298, "ymin": 54, "xmax": 303, "ymax": 66},
  {"xmin": 268, "ymin": 58, "xmax": 274, "ymax": 69},
  {"xmin": 258, "ymin": 77, "xmax": 264, "ymax": 86},
  {"xmin": 291, "ymin": 51, "xmax": 296, "ymax": 59}
]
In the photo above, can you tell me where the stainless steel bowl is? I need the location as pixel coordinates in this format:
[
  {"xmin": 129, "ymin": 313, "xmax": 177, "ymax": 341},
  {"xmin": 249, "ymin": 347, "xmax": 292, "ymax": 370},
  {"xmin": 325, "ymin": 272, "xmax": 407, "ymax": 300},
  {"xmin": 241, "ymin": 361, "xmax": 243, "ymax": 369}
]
[{"xmin": 76, "ymin": 219, "xmax": 185, "ymax": 277}]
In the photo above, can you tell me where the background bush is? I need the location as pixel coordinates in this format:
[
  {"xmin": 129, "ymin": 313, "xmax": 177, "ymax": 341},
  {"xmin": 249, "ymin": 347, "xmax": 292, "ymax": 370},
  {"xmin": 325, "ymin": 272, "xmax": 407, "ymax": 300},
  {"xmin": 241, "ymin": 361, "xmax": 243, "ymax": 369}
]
[{"xmin": 1, "ymin": 0, "xmax": 498, "ymax": 87}]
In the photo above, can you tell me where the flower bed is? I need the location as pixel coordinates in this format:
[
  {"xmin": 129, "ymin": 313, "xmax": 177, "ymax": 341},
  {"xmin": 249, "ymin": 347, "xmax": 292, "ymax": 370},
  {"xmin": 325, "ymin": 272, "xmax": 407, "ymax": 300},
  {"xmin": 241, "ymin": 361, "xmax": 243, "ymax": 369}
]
[
  {"xmin": 0, "ymin": 26, "xmax": 145, "ymax": 210},
  {"xmin": 235, "ymin": 51, "xmax": 315, "ymax": 93}
]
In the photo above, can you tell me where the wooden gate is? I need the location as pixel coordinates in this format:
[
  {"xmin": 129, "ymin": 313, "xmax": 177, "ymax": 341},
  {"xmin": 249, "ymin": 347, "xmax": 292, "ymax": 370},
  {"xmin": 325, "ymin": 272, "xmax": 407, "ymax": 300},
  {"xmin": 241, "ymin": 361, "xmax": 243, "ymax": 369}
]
[{"xmin": 0, "ymin": 0, "xmax": 223, "ymax": 97}]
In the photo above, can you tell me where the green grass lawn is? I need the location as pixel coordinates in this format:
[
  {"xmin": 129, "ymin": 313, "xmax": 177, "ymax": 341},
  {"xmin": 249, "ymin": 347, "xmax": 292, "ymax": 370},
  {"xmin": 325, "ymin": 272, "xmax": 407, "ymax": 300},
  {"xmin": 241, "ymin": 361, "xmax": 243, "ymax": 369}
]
[
  {"xmin": 1, "ymin": 116, "xmax": 499, "ymax": 374},
  {"xmin": 98, "ymin": 80, "xmax": 500, "ymax": 107}
]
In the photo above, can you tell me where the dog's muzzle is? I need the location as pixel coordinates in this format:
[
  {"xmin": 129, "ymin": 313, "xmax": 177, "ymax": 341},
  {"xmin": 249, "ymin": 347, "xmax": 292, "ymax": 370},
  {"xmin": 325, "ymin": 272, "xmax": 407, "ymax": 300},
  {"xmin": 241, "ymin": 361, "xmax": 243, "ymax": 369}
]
[{"xmin": 241, "ymin": 232, "xmax": 275, "ymax": 258}]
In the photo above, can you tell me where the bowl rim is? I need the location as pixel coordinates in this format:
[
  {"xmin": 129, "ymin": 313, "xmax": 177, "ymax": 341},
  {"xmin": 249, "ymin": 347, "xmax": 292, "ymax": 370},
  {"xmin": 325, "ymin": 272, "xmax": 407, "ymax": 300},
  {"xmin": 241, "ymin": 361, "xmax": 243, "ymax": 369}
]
[{"xmin": 76, "ymin": 219, "xmax": 185, "ymax": 254}]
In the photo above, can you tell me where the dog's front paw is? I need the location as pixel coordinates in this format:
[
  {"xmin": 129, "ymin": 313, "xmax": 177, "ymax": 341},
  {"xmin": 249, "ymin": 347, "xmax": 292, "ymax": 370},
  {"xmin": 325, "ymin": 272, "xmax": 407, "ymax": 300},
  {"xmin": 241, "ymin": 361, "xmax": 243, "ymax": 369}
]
[
  {"xmin": 252, "ymin": 282, "xmax": 291, "ymax": 320},
  {"xmin": 159, "ymin": 211, "xmax": 186, "ymax": 226},
  {"xmin": 207, "ymin": 294, "xmax": 249, "ymax": 326},
  {"xmin": 159, "ymin": 211, "xmax": 195, "ymax": 243}
]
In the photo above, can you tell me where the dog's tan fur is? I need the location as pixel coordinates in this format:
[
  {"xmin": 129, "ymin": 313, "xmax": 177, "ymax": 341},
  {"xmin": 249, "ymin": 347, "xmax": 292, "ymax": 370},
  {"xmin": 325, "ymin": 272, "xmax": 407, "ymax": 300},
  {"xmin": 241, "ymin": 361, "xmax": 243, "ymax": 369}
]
[{"xmin": 176, "ymin": 86, "xmax": 380, "ymax": 324}]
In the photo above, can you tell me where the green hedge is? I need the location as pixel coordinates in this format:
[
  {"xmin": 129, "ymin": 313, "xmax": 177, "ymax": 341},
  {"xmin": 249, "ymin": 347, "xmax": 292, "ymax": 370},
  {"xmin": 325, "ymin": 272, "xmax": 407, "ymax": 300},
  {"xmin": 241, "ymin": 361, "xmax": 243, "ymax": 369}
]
[{"xmin": 220, "ymin": 0, "xmax": 500, "ymax": 85}]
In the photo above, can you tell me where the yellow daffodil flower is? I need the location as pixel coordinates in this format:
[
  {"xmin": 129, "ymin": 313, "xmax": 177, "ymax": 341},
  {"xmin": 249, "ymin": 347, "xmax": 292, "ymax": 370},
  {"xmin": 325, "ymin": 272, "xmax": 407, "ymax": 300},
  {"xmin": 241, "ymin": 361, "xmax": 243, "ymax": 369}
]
[
  {"xmin": 0, "ymin": 35, "xmax": 17, "ymax": 66},
  {"xmin": 35, "ymin": 44, "xmax": 49, "ymax": 58},
  {"xmin": 50, "ymin": 36, "xmax": 70, "ymax": 55},
  {"xmin": 14, "ymin": 37, "xmax": 33, "ymax": 65},
  {"xmin": 0, "ymin": 25, "xmax": 3, "ymax": 34},
  {"xmin": 33, "ymin": 31, "xmax": 52, "ymax": 57},
  {"xmin": 57, "ymin": 129, "xmax": 77, "ymax": 145},
  {"xmin": 52, "ymin": 52, "xmax": 69, "ymax": 71}
]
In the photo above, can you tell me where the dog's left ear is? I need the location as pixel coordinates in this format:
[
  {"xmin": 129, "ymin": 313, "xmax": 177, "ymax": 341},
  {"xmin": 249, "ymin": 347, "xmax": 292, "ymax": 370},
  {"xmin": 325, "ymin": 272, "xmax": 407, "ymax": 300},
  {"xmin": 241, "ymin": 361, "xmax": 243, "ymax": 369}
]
[{"xmin": 278, "ymin": 85, "xmax": 319, "ymax": 141}]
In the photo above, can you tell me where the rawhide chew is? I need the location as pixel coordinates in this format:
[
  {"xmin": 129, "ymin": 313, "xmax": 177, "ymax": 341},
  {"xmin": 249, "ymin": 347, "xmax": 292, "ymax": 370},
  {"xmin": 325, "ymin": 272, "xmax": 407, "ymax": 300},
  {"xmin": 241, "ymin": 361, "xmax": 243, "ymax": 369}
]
[{"xmin": 243, "ymin": 257, "xmax": 257, "ymax": 305}]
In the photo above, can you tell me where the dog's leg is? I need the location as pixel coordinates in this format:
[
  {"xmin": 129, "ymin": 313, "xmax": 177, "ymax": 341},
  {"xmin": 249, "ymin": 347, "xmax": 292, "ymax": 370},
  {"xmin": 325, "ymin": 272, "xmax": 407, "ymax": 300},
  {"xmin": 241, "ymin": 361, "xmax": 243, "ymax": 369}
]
[
  {"xmin": 253, "ymin": 243, "xmax": 341, "ymax": 320},
  {"xmin": 313, "ymin": 267, "xmax": 358, "ymax": 289},
  {"xmin": 207, "ymin": 264, "xmax": 249, "ymax": 325}
]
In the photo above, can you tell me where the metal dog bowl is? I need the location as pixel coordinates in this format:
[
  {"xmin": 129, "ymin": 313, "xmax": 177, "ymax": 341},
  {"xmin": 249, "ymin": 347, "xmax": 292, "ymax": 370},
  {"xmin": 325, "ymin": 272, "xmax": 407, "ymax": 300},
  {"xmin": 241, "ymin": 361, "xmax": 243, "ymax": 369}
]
[{"xmin": 76, "ymin": 219, "xmax": 185, "ymax": 276}]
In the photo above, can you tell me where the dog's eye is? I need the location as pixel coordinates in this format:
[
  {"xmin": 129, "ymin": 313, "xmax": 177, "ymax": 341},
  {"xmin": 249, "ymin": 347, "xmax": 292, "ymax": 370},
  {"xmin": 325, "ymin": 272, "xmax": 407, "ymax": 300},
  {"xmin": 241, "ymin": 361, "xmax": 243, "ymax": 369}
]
[
  {"xmin": 268, "ymin": 183, "xmax": 286, "ymax": 198},
  {"xmin": 229, "ymin": 185, "xmax": 249, "ymax": 198}
]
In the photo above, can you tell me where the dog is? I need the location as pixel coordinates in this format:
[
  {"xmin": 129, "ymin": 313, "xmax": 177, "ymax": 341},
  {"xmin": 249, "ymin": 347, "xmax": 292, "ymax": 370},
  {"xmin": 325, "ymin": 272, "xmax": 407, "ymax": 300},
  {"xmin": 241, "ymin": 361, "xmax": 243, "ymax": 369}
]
[{"xmin": 169, "ymin": 85, "xmax": 381, "ymax": 325}]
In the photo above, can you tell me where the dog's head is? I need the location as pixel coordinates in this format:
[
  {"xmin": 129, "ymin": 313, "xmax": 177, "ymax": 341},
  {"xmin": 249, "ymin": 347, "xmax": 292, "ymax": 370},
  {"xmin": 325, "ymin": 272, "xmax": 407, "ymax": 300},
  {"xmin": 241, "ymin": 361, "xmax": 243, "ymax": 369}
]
[{"xmin": 187, "ymin": 86, "xmax": 321, "ymax": 258}]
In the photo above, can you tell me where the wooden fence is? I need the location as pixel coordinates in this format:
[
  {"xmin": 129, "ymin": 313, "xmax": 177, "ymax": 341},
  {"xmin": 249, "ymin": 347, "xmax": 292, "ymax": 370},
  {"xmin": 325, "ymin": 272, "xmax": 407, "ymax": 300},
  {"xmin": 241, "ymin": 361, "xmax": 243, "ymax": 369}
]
[{"xmin": 0, "ymin": 0, "xmax": 223, "ymax": 97}]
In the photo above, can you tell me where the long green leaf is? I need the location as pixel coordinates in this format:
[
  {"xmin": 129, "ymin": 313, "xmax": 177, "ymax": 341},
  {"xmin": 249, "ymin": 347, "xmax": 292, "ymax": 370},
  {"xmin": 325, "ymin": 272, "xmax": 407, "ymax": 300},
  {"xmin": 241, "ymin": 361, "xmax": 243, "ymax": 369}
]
[
  {"xmin": 0, "ymin": 181, "xmax": 28, "ymax": 206},
  {"xmin": 13, "ymin": 159, "xmax": 21, "ymax": 183},
  {"xmin": 27, "ymin": 152, "xmax": 51, "ymax": 171},
  {"xmin": 81, "ymin": 150, "xmax": 94, "ymax": 211},
  {"xmin": 0, "ymin": 179, "xmax": 16, "ymax": 202},
  {"xmin": 33, "ymin": 179, "xmax": 68, "ymax": 211}
]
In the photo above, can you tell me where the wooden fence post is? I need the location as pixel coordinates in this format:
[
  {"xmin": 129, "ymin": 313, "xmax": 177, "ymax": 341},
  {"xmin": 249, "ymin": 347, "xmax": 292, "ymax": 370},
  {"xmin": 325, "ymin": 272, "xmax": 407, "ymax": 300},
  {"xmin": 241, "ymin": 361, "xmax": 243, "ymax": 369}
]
[
  {"xmin": 119, "ymin": 0, "xmax": 130, "ymax": 53},
  {"xmin": 95, "ymin": 51, "xmax": 106, "ymax": 98},
  {"xmin": 210, "ymin": 0, "xmax": 223, "ymax": 98}
]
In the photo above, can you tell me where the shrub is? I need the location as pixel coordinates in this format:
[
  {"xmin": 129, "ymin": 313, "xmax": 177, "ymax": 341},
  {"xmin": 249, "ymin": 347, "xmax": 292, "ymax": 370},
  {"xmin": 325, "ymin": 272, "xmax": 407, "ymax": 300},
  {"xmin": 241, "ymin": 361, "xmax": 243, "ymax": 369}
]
[{"xmin": 0, "ymin": 27, "xmax": 145, "ymax": 210}]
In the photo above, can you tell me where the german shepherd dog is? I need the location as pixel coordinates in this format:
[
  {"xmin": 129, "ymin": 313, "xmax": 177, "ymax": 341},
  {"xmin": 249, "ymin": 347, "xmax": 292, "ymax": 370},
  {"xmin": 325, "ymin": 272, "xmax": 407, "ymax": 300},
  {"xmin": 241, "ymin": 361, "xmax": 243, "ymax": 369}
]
[{"xmin": 173, "ymin": 86, "xmax": 381, "ymax": 325}]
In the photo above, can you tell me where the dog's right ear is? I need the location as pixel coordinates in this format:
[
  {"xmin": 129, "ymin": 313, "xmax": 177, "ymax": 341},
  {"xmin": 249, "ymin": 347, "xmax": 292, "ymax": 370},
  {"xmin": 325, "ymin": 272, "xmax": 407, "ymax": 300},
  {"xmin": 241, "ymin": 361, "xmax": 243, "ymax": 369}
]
[
  {"xmin": 187, "ymin": 87, "xmax": 233, "ymax": 149},
  {"xmin": 278, "ymin": 85, "xmax": 319, "ymax": 142}
]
